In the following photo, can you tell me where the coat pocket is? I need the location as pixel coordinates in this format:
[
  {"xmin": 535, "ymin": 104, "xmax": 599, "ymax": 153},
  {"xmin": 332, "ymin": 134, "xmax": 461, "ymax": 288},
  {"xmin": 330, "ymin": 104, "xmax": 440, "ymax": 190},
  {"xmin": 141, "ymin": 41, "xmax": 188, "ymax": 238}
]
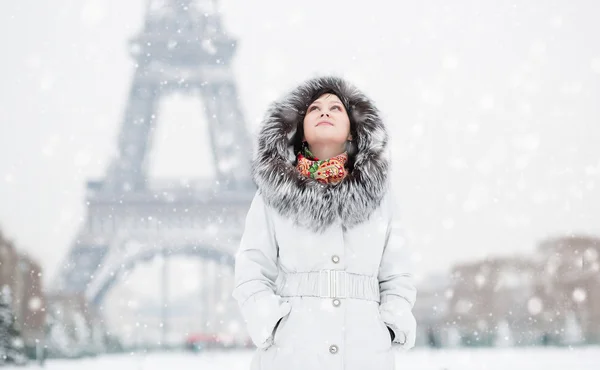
[
  {"xmin": 376, "ymin": 311, "xmax": 393, "ymax": 350},
  {"xmin": 272, "ymin": 305, "xmax": 292, "ymax": 345}
]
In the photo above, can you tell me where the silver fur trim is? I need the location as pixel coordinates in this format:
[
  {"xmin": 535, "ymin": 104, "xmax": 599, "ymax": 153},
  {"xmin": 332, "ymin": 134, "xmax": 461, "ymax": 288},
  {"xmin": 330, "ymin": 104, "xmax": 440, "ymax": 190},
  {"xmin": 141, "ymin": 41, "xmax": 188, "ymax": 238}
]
[{"xmin": 251, "ymin": 76, "xmax": 390, "ymax": 232}]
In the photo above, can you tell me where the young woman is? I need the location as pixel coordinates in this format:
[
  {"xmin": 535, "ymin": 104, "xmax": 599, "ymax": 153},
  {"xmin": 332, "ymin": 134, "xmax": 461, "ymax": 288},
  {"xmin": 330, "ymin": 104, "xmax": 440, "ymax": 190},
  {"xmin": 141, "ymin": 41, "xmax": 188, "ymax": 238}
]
[{"xmin": 232, "ymin": 76, "xmax": 417, "ymax": 370}]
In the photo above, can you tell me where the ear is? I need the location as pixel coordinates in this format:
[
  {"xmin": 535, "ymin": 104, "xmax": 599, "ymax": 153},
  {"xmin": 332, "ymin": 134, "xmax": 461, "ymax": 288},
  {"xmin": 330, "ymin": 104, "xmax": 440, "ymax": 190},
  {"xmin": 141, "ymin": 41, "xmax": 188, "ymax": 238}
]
[{"xmin": 348, "ymin": 133, "xmax": 353, "ymax": 140}]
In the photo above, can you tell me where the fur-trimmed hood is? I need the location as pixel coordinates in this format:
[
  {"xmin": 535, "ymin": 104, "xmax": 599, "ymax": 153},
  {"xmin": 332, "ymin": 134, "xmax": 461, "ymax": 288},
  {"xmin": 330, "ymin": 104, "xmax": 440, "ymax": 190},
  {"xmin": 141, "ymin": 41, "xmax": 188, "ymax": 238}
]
[{"xmin": 251, "ymin": 76, "xmax": 391, "ymax": 232}]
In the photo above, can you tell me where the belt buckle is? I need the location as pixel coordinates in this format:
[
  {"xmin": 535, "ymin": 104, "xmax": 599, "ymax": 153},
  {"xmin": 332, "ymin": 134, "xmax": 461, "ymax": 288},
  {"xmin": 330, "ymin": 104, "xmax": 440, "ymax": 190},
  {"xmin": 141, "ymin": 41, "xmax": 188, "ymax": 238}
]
[{"xmin": 319, "ymin": 270, "xmax": 348, "ymax": 298}]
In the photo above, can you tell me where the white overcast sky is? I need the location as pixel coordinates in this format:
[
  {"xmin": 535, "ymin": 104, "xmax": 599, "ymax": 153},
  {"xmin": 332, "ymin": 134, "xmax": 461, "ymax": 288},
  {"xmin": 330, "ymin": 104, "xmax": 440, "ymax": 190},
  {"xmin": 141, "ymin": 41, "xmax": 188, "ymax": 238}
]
[{"xmin": 1, "ymin": 0, "xmax": 599, "ymax": 286}]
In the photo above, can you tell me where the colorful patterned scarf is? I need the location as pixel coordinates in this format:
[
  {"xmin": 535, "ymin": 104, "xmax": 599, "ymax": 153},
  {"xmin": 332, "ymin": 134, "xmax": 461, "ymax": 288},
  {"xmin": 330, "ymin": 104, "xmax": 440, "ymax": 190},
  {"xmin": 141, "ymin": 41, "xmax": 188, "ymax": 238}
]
[{"xmin": 296, "ymin": 146, "xmax": 349, "ymax": 184}]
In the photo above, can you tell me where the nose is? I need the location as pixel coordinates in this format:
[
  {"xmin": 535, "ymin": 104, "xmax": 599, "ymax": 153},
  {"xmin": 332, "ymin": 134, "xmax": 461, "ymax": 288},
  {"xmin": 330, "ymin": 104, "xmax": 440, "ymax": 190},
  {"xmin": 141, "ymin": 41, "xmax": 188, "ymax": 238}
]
[{"xmin": 321, "ymin": 112, "xmax": 330, "ymax": 117}]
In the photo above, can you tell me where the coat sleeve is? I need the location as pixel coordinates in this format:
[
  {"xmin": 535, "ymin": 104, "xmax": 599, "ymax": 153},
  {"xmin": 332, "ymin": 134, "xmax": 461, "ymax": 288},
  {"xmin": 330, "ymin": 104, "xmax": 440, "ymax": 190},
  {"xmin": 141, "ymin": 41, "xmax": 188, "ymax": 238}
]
[
  {"xmin": 231, "ymin": 191, "xmax": 291, "ymax": 350},
  {"xmin": 378, "ymin": 190, "xmax": 418, "ymax": 349}
]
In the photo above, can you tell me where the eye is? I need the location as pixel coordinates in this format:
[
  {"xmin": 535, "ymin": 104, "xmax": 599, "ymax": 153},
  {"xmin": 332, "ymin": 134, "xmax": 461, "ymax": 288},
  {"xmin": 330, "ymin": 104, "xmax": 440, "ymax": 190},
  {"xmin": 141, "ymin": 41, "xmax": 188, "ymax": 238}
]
[
  {"xmin": 309, "ymin": 106, "xmax": 319, "ymax": 111},
  {"xmin": 331, "ymin": 105, "xmax": 341, "ymax": 111}
]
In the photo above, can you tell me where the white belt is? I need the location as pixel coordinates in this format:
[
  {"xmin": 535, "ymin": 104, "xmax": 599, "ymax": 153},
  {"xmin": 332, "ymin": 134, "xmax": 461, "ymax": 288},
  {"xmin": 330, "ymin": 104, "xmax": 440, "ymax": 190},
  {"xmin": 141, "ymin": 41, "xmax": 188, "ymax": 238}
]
[{"xmin": 275, "ymin": 270, "xmax": 380, "ymax": 302}]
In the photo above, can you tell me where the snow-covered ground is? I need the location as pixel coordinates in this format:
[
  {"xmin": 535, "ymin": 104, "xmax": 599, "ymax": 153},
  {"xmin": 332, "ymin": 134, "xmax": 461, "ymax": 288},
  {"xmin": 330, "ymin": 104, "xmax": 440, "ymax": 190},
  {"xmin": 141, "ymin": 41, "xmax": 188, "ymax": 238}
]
[{"xmin": 5, "ymin": 347, "xmax": 600, "ymax": 370}]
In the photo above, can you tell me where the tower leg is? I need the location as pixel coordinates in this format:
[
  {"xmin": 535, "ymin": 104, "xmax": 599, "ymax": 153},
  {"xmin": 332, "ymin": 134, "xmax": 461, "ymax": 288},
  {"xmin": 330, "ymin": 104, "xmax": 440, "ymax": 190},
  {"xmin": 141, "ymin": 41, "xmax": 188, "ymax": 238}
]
[{"xmin": 160, "ymin": 247, "xmax": 169, "ymax": 348}]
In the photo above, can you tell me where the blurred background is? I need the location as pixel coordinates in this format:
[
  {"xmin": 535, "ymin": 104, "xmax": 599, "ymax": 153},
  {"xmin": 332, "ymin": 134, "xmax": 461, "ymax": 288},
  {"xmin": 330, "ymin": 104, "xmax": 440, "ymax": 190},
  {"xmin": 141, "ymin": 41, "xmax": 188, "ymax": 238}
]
[{"xmin": 0, "ymin": 0, "xmax": 599, "ymax": 368}]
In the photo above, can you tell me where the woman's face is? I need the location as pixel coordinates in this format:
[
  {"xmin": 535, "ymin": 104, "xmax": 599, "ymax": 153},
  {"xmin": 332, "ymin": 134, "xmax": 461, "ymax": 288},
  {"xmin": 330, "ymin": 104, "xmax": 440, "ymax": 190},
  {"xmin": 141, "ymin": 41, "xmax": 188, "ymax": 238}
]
[{"xmin": 303, "ymin": 93, "xmax": 352, "ymax": 147}]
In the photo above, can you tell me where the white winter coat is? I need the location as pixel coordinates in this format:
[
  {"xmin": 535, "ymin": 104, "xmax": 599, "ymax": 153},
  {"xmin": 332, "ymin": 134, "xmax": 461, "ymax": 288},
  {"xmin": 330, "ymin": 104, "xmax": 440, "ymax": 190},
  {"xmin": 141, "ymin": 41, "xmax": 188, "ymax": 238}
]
[{"xmin": 232, "ymin": 76, "xmax": 417, "ymax": 370}]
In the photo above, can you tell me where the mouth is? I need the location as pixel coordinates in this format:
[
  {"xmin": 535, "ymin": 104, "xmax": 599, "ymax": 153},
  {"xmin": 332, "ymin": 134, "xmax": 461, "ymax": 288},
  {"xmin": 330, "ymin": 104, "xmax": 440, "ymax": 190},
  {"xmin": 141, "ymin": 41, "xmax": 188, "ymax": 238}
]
[{"xmin": 316, "ymin": 121, "xmax": 334, "ymax": 126}]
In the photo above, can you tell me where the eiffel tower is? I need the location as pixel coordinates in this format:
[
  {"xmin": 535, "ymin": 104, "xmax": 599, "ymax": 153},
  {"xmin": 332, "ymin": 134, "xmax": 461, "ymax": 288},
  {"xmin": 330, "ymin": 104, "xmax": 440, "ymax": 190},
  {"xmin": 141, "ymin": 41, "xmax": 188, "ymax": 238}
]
[{"xmin": 52, "ymin": 0, "xmax": 254, "ymax": 343}]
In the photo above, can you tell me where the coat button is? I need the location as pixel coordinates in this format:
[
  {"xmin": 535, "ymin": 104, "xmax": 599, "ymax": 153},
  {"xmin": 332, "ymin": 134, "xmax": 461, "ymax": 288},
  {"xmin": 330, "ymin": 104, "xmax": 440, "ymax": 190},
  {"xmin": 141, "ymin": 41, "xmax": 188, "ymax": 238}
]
[
  {"xmin": 332, "ymin": 299, "xmax": 341, "ymax": 307},
  {"xmin": 329, "ymin": 344, "xmax": 338, "ymax": 354},
  {"xmin": 331, "ymin": 255, "xmax": 340, "ymax": 263}
]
